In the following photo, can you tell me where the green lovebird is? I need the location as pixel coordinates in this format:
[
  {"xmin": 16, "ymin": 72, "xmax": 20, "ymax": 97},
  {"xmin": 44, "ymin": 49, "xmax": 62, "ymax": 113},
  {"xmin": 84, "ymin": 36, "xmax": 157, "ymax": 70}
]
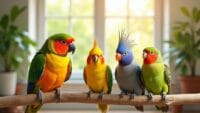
[
  {"xmin": 141, "ymin": 47, "xmax": 171, "ymax": 113},
  {"xmin": 25, "ymin": 33, "xmax": 75, "ymax": 113}
]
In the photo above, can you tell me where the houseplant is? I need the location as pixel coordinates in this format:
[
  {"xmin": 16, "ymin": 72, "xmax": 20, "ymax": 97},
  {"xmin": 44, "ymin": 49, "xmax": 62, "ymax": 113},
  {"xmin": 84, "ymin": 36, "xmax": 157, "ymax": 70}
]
[
  {"xmin": 0, "ymin": 5, "xmax": 36, "ymax": 96},
  {"xmin": 168, "ymin": 6, "xmax": 200, "ymax": 92},
  {"xmin": 167, "ymin": 6, "xmax": 200, "ymax": 113}
]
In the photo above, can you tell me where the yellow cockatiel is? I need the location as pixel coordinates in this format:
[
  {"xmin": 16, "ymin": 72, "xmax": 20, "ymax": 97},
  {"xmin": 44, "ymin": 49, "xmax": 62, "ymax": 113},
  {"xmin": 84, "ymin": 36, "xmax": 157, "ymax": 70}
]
[{"xmin": 83, "ymin": 40, "xmax": 113, "ymax": 113}]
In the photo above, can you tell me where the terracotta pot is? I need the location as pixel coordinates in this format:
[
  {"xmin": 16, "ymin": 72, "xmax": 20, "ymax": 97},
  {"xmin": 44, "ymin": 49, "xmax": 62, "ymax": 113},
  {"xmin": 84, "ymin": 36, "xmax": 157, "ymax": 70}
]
[
  {"xmin": 178, "ymin": 76, "xmax": 200, "ymax": 93},
  {"xmin": 172, "ymin": 105, "xmax": 183, "ymax": 113}
]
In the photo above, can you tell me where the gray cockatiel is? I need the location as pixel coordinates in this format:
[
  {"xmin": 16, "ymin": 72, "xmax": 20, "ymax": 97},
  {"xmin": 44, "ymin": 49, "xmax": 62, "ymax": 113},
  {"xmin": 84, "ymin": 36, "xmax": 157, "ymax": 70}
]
[{"xmin": 115, "ymin": 30, "xmax": 145, "ymax": 112}]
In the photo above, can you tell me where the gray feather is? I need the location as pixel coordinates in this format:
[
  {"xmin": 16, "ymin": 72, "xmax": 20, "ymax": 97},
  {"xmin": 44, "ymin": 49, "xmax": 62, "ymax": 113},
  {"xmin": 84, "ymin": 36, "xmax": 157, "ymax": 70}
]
[{"xmin": 115, "ymin": 62, "xmax": 144, "ymax": 95}]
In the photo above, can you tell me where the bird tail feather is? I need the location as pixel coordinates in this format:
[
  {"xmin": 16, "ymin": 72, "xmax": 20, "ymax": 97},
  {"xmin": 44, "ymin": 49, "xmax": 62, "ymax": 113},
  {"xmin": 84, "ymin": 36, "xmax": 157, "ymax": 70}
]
[
  {"xmin": 98, "ymin": 104, "xmax": 109, "ymax": 113},
  {"xmin": 25, "ymin": 104, "xmax": 42, "ymax": 113},
  {"xmin": 135, "ymin": 105, "xmax": 144, "ymax": 112},
  {"xmin": 155, "ymin": 105, "xmax": 169, "ymax": 113}
]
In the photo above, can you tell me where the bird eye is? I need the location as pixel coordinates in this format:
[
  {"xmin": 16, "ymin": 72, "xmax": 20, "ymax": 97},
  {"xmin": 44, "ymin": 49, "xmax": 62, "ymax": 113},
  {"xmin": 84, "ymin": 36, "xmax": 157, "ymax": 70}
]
[
  {"xmin": 60, "ymin": 40, "xmax": 67, "ymax": 45},
  {"xmin": 150, "ymin": 52, "xmax": 154, "ymax": 54},
  {"xmin": 123, "ymin": 51, "xmax": 128, "ymax": 56}
]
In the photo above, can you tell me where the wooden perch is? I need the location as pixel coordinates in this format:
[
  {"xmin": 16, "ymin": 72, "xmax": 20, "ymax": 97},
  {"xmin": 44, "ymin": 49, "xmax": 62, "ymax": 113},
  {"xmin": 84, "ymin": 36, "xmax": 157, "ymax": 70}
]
[{"xmin": 0, "ymin": 91, "xmax": 200, "ymax": 108}]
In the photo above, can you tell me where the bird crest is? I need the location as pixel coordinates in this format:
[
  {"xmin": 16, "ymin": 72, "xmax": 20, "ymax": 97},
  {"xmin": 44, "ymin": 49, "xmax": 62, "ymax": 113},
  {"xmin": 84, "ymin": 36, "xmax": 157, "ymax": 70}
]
[
  {"xmin": 89, "ymin": 39, "xmax": 103, "ymax": 55},
  {"xmin": 118, "ymin": 29, "xmax": 135, "ymax": 48}
]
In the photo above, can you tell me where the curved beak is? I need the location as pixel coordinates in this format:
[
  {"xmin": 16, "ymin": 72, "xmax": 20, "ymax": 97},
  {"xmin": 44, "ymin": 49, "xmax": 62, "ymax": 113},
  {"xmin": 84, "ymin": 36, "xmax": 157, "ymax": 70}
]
[
  {"xmin": 115, "ymin": 53, "xmax": 122, "ymax": 61},
  {"xmin": 143, "ymin": 51, "xmax": 147, "ymax": 59},
  {"xmin": 68, "ymin": 43, "xmax": 76, "ymax": 54},
  {"xmin": 92, "ymin": 55, "xmax": 98, "ymax": 63}
]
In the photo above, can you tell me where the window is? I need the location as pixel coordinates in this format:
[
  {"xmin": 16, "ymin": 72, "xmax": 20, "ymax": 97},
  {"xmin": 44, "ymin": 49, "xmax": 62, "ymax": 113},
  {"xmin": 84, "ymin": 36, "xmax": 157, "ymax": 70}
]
[
  {"xmin": 105, "ymin": 0, "xmax": 155, "ymax": 67},
  {"xmin": 34, "ymin": 0, "xmax": 160, "ymax": 81}
]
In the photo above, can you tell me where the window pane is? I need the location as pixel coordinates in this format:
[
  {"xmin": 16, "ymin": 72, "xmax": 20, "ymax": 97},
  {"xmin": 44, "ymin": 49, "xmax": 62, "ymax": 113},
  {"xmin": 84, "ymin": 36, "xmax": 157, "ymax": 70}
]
[
  {"xmin": 71, "ymin": 0, "xmax": 94, "ymax": 16},
  {"xmin": 129, "ymin": 0, "xmax": 154, "ymax": 16},
  {"xmin": 105, "ymin": 18, "xmax": 127, "ymax": 70},
  {"xmin": 129, "ymin": 18, "xmax": 154, "ymax": 65},
  {"xmin": 46, "ymin": 19, "xmax": 69, "ymax": 36},
  {"xmin": 106, "ymin": 0, "xmax": 127, "ymax": 16},
  {"xmin": 46, "ymin": 0, "xmax": 69, "ymax": 16},
  {"xmin": 70, "ymin": 18, "xmax": 94, "ymax": 70}
]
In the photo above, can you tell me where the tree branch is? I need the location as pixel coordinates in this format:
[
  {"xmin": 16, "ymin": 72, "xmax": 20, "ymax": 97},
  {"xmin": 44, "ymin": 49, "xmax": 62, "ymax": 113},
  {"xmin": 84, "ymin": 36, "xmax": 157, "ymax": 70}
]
[{"xmin": 0, "ymin": 91, "xmax": 200, "ymax": 108}]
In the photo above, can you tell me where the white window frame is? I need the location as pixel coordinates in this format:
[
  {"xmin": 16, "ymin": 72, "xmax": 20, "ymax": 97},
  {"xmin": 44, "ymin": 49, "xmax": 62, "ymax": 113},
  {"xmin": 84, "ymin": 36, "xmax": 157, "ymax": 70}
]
[{"xmin": 29, "ymin": 0, "xmax": 163, "ymax": 82}]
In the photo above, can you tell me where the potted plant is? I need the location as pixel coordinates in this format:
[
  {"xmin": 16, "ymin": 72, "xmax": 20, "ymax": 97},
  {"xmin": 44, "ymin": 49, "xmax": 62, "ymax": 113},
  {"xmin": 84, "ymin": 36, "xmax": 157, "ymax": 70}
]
[
  {"xmin": 167, "ymin": 6, "xmax": 200, "ymax": 113},
  {"xmin": 0, "ymin": 5, "xmax": 36, "ymax": 96},
  {"xmin": 168, "ymin": 6, "xmax": 200, "ymax": 93}
]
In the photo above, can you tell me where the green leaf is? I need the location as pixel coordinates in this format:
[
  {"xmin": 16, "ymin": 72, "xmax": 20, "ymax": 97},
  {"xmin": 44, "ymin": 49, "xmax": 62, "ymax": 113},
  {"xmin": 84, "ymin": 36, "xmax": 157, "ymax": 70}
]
[
  {"xmin": 0, "ymin": 15, "xmax": 9, "ymax": 29},
  {"xmin": 197, "ymin": 10, "xmax": 200, "ymax": 23},
  {"xmin": 181, "ymin": 64, "xmax": 188, "ymax": 75},
  {"xmin": 10, "ymin": 5, "xmax": 26, "ymax": 22},
  {"xmin": 175, "ymin": 58, "xmax": 184, "ymax": 69},
  {"xmin": 192, "ymin": 7, "xmax": 198, "ymax": 22},
  {"xmin": 11, "ymin": 55, "xmax": 23, "ymax": 69},
  {"xmin": 181, "ymin": 7, "xmax": 190, "ymax": 18}
]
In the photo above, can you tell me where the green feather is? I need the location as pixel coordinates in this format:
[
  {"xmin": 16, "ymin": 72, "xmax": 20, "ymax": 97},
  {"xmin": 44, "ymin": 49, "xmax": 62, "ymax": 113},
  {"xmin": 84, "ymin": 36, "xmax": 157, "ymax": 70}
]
[
  {"xmin": 27, "ymin": 52, "xmax": 45, "ymax": 93},
  {"xmin": 164, "ymin": 64, "xmax": 171, "ymax": 94},
  {"xmin": 106, "ymin": 65, "xmax": 113, "ymax": 94}
]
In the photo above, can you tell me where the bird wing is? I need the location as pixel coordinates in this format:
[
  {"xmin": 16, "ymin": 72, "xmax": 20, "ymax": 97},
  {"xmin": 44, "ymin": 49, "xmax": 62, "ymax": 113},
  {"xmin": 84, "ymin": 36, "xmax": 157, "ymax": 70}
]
[
  {"xmin": 83, "ymin": 66, "xmax": 87, "ymax": 85},
  {"xmin": 27, "ymin": 52, "xmax": 45, "ymax": 94},
  {"xmin": 114, "ymin": 67, "xmax": 118, "ymax": 83},
  {"xmin": 135, "ymin": 65, "xmax": 145, "ymax": 95},
  {"xmin": 106, "ymin": 65, "xmax": 113, "ymax": 94},
  {"xmin": 164, "ymin": 64, "xmax": 171, "ymax": 94},
  {"xmin": 64, "ymin": 59, "xmax": 72, "ymax": 82}
]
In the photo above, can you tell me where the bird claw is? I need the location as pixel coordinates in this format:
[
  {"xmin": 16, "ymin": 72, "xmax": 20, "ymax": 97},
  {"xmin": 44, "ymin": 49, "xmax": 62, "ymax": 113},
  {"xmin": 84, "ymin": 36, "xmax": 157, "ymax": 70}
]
[
  {"xmin": 119, "ymin": 91, "xmax": 125, "ymax": 98},
  {"xmin": 55, "ymin": 88, "xmax": 61, "ymax": 102},
  {"xmin": 129, "ymin": 93, "xmax": 135, "ymax": 100},
  {"xmin": 98, "ymin": 92, "xmax": 104, "ymax": 100},
  {"xmin": 87, "ymin": 90, "xmax": 93, "ymax": 98},
  {"xmin": 37, "ymin": 89, "xmax": 44, "ymax": 104},
  {"xmin": 147, "ymin": 92, "xmax": 153, "ymax": 100},
  {"xmin": 161, "ymin": 92, "xmax": 166, "ymax": 101}
]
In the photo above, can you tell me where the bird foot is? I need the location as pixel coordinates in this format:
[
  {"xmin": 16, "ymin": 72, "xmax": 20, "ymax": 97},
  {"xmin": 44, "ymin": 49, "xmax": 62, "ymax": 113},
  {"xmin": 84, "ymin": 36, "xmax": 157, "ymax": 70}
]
[
  {"xmin": 119, "ymin": 91, "xmax": 125, "ymax": 98},
  {"xmin": 55, "ymin": 88, "xmax": 61, "ymax": 102},
  {"xmin": 129, "ymin": 93, "xmax": 135, "ymax": 100},
  {"xmin": 87, "ymin": 90, "xmax": 93, "ymax": 98},
  {"xmin": 161, "ymin": 92, "xmax": 167, "ymax": 101},
  {"xmin": 98, "ymin": 92, "xmax": 104, "ymax": 100},
  {"xmin": 37, "ymin": 89, "xmax": 44, "ymax": 104},
  {"xmin": 147, "ymin": 92, "xmax": 153, "ymax": 100}
]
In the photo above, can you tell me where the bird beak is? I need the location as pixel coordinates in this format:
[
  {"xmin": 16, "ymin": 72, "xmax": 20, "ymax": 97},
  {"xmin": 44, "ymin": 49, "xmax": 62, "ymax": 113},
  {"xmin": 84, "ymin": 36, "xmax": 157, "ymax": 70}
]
[
  {"xmin": 116, "ymin": 53, "xmax": 122, "ymax": 61},
  {"xmin": 92, "ymin": 55, "xmax": 98, "ymax": 63},
  {"xmin": 68, "ymin": 43, "xmax": 76, "ymax": 54},
  {"xmin": 143, "ymin": 51, "xmax": 147, "ymax": 59}
]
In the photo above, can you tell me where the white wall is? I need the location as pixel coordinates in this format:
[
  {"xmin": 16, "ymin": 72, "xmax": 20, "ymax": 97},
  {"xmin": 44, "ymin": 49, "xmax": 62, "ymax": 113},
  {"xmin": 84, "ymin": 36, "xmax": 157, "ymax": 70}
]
[{"xmin": 0, "ymin": 0, "xmax": 28, "ymax": 30}]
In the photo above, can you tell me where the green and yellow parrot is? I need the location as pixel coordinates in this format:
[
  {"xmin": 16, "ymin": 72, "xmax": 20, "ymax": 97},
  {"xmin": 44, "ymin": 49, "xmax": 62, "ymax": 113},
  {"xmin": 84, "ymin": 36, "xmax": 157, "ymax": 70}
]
[
  {"xmin": 141, "ymin": 47, "xmax": 171, "ymax": 112},
  {"xmin": 83, "ymin": 40, "xmax": 113, "ymax": 113},
  {"xmin": 25, "ymin": 33, "xmax": 75, "ymax": 113}
]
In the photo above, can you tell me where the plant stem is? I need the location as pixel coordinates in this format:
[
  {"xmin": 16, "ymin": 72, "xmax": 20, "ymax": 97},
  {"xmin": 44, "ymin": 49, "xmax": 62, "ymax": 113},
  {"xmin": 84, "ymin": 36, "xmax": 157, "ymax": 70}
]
[{"xmin": 190, "ymin": 59, "xmax": 196, "ymax": 77}]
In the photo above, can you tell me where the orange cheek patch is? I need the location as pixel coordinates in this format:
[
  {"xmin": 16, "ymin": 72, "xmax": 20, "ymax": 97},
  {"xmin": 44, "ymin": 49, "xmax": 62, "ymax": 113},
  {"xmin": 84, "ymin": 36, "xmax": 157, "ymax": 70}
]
[
  {"xmin": 54, "ymin": 41, "xmax": 68, "ymax": 55},
  {"xmin": 87, "ymin": 56, "xmax": 91, "ymax": 64},
  {"xmin": 100, "ymin": 57, "xmax": 104, "ymax": 64}
]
